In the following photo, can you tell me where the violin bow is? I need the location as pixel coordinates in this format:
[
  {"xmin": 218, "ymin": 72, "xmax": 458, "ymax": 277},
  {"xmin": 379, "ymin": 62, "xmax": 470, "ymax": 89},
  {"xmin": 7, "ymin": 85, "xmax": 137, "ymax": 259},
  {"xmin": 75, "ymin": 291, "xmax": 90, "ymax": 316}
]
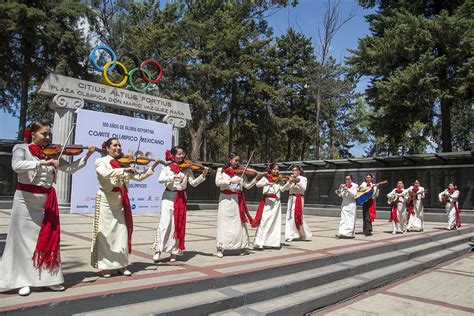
[
  {"xmin": 240, "ymin": 150, "xmax": 255, "ymax": 184},
  {"xmin": 57, "ymin": 123, "xmax": 76, "ymax": 162}
]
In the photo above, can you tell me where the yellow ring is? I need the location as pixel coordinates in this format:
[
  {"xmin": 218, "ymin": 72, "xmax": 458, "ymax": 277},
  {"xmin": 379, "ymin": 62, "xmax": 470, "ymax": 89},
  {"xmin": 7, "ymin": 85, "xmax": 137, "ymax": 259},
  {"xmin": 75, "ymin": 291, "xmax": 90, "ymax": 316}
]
[{"xmin": 102, "ymin": 61, "xmax": 128, "ymax": 87}]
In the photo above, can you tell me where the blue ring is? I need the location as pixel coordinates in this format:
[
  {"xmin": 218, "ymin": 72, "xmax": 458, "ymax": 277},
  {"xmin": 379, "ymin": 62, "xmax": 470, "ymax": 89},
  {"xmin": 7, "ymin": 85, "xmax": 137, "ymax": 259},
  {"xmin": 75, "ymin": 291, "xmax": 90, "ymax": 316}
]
[{"xmin": 89, "ymin": 45, "xmax": 116, "ymax": 72}]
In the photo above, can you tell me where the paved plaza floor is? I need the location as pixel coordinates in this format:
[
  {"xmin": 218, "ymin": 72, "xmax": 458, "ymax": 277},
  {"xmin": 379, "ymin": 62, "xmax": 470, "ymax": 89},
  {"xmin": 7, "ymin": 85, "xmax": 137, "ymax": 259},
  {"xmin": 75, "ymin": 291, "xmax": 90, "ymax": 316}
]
[
  {"xmin": 313, "ymin": 251, "xmax": 474, "ymax": 315},
  {"xmin": 0, "ymin": 208, "xmax": 472, "ymax": 314}
]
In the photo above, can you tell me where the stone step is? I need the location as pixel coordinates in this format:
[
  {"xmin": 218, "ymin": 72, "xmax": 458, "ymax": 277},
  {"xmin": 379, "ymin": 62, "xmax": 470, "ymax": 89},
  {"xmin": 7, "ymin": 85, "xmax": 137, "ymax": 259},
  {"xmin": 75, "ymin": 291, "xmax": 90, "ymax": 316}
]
[
  {"xmin": 3, "ymin": 228, "xmax": 471, "ymax": 315},
  {"xmin": 73, "ymin": 233, "xmax": 472, "ymax": 316},
  {"xmin": 218, "ymin": 243, "xmax": 471, "ymax": 316}
]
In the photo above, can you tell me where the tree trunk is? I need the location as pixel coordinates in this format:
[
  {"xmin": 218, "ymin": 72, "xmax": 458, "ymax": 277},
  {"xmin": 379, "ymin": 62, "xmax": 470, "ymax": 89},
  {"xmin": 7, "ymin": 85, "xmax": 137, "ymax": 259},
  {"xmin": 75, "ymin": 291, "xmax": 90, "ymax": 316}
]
[
  {"xmin": 440, "ymin": 98, "xmax": 452, "ymax": 152},
  {"xmin": 188, "ymin": 118, "xmax": 206, "ymax": 160},
  {"xmin": 314, "ymin": 86, "xmax": 322, "ymax": 159},
  {"xmin": 228, "ymin": 80, "xmax": 238, "ymax": 154},
  {"xmin": 286, "ymin": 134, "xmax": 292, "ymax": 161},
  {"xmin": 300, "ymin": 136, "xmax": 306, "ymax": 160}
]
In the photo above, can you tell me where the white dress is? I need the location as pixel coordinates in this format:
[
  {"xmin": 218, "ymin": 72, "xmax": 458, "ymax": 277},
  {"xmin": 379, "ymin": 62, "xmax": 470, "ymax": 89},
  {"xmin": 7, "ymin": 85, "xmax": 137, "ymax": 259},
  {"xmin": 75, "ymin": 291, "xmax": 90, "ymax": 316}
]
[
  {"xmin": 152, "ymin": 166, "xmax": 206, "ymax": 256},
  {"xmin": 406, "ymin": 186, "xmax": 425, "ymax": 231},
  {"xmin": 215, "ymin": 168, "xmax": 257, "ymax": 251},
  {"xmin": 254, "ymin": 177, "xmax": 283, "ymax": 248},
  {"xmin": 387, "ymin": 188, "xmax": 409, "ymax": 233},
  {"xmin": 438, "ymin": 189, "xmax": 460, "ymax": 230},
  {"xmin": 336, "ymin": 183, "xmax": 359, "ymax": 237},
  {"xmin": 282, "ymin": 176, "xmax": 312, "ymax": 240},
  {"xmin": 0, "ymin": 143, "xmax": 86, "ymax": 290},
  {"xmin": 91, "ymin": 155, "xmax": 154, "ymax": 271}
]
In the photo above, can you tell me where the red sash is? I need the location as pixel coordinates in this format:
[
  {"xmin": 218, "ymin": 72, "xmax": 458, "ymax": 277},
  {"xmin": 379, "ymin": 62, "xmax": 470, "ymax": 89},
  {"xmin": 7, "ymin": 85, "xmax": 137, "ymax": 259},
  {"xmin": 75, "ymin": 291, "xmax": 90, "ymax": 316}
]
[
  {"xmin": 220, "ymin": 190, "xmax": 253, "ymax": 224},
  {"xmin": 252, "ymin": 193, "xmax": 278, "ymax": 228},
  {"xmin": 290, "ymin": 193, "xmax": 304, "ymax": 230},
  {"xmin": 388, "ymin": 202, "xmax": 399, "ymax": 223},
  {"xmin": 454, "ymin": 201, "xmax": 461, "ymax": 228},
  {"xmin": 17, "ymin": 183, "xmax": 60, "ymax": 271},
  {"xmin": 366, "ymin": 183, "xmax": 376, "ymax": 222},
  {"xmin": 166, "ymin": 189, "xmax": 187, "ymax": 250},
  {"xmin": 109, "ymin": 159, "xmax": 133, "ymax": 253}
]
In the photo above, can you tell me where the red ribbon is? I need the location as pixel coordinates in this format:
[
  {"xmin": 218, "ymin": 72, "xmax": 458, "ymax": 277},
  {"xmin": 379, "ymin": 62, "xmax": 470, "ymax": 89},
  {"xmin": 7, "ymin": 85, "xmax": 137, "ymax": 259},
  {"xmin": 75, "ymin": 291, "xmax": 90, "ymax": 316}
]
[
  {"xmin": 28, "ymin": 143, "xmax": 45, "ymax": 159},
  {"xmin": 454, "ymin": 201, "xmax": 461, "ymax": 228},
  {"xmin": 290, "ymin": 193, "xmax": 304, "ymax": 230},
  {"xmin": 406, "ymin": 187, "xmax": 418, "ymax": 224},
  {"xmin": 223, "ymin": 167, "xmax": 235, "ymax": 177},
  {"xmin": 168, "ymin": 189, "xmax": 187, "ymax": 250},
  {"xmin": 17, "ymin": 183, "xmax": 60, "ymax": 272},
  {"xmin": 165, "ymin": 150, "xmax": 175, "ymax": 162},
  {"xmin": 170, "ymin": 163, "xmax": 180, "ymax": 174},
  {"xmin": 109, "ymin": 159, "xmax": 134, "ymax": 253},
  {"xmin": 252, "ymin": 193, "xmax": 278, "ymax": 228},
  {"xmin": 220, "ymin": 190, "xmax": 253, "ymax": 224}
]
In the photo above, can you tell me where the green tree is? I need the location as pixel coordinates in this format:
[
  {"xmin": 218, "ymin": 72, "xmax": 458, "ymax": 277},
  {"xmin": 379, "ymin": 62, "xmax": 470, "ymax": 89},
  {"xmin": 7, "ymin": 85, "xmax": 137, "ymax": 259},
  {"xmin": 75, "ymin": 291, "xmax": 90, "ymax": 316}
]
[
  {"xmin": 0, "ymin": 0, "xmax": 93, "ymax": 139},
  {"xmin": 348, "ymin": 0, "xmax": 473, "ymax": 154}
]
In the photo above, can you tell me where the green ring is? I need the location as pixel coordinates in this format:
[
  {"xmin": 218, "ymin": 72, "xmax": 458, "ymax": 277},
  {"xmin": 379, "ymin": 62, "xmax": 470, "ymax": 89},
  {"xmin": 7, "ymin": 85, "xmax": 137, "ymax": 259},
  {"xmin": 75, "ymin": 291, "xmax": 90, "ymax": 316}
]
[{"xmin": 128, "ymin": 67, "xmax": 152, "ymax": 93}]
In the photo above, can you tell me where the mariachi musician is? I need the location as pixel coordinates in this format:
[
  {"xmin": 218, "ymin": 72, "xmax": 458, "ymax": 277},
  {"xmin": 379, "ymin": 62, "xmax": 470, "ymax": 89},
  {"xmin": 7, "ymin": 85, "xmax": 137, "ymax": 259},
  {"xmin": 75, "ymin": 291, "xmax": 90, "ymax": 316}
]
[
  {"xmin": 358, "ymin": 173, "xmax": 380, "ymax": 236},
  {"xmin": 438, "ymin": 183, "xmax": 461, "ymax": 230},
  {"xmin": 152, "ymin": 146, "xmax": 208, "ymax": 262},
  {"xmin": 282, "ymin": 166, "xmax": 312, "ymax": 242},
  {"xmin": 91, "ymin": 137, "xmax": 161, "ymax": 278},
  {"xmin": 214, "ymin": 153, "xmax": 263, "ymax": 258},
  {"xmin": 406, "ymin": 180, "xmax": 426, "ymax": 232},
  {"xmin": 0, "ymin": 122, "xmax": 95, "ymax": 296},
  {"xmin": 335, "ymin": 175, "xmax": 359, "ymax": 239},
  {"xmin": 387, "ymin": 181, "xmax": 409, "ymax": 235}
]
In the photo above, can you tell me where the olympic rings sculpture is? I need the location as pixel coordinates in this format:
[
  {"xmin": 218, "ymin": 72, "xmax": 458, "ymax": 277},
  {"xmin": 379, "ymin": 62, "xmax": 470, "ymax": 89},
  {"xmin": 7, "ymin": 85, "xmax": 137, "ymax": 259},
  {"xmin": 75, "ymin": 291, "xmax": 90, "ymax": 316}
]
[{"xmin": 89, "ymin": 45, "xmax": 163, "ymax": 93}]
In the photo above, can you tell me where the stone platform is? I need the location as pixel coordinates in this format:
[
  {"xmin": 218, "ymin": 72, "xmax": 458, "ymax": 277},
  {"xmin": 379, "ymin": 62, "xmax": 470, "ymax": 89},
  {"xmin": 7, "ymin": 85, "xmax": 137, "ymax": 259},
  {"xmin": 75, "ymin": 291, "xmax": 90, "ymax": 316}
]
[{"xmin": 0, "ymin": 208, "xmax": 472, "ymax": 315}]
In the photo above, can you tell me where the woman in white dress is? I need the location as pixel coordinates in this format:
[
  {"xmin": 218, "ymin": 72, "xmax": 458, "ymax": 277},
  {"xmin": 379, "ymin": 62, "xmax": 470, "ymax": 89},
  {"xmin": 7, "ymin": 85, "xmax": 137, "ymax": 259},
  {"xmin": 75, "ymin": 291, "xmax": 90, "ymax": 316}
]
[
  {"xmin": 335, "ymin": 175, "xmax": 359, "ymax": 239},
  {"xmin": 215, "ymin": 153, "xmax": 262, "ymax": 257},
  {"xmin": 152, "ymin": 146, "xmax": 208, "ymax": 262},
  {"xmin": 91, "ymin": 138, "xmax": 160, "ymax": 278},
  {"xmin": 406, "ymin": 180, "xmax": 425, "ymax": 232},
  {"xmin": 387, "ymin": 181, "xmax": 409, "ymax": 235},
  {"xmin": 438, "ymin": 183, "xmax": 461, "ymax": 230},
  {"xmin": 282, "ymin": 166, "xmax": 312, "ymax": 241},
  {"xmin": 253, "ymin": 163, "xmax": 284, "ymax": 250},
  {"xmin": 0, "ymin": 122, "xmax": 95, "ymax": 296}
]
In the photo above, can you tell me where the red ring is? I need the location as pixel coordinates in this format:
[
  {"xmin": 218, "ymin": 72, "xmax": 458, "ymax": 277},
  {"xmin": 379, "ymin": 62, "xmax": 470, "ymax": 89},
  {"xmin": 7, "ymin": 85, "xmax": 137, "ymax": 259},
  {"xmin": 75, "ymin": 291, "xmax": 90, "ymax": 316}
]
[{"xmin": 140, "ymin": 59, "xmax": 163, "ymax": 84}]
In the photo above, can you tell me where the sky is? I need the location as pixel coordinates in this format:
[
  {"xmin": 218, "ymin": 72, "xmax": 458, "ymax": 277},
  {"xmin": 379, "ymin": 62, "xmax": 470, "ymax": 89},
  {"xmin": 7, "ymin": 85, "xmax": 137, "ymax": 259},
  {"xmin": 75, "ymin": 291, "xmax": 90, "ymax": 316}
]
[{"xmin": 0, "ymin": 0, "xmax": 376, "ymax": 155}]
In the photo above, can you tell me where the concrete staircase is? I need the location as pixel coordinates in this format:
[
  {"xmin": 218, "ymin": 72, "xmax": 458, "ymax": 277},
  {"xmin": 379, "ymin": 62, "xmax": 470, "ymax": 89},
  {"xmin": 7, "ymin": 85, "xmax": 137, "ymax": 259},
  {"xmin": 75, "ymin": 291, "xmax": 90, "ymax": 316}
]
[{"xmin": 54, "ymin": 228, "xmax": 472, "ymax": 316}]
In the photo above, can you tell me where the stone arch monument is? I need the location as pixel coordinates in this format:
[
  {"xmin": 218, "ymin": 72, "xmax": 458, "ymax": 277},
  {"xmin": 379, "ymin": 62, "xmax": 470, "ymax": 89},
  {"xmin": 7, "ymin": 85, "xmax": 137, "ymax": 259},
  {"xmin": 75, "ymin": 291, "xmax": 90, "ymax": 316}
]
[{"xmin": 38, "ymin": 73, "xmax": 191, "ymax": 205}]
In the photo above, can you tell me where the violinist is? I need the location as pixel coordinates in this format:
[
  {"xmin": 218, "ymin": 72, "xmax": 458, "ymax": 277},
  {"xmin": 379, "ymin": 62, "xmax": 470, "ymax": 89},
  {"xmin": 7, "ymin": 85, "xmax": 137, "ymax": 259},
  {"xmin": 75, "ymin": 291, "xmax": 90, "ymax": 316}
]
[
  {"xmin": 215, "ymin": 152, "xmax": 263, "ymax": 258},
  {"xmin": 438, "ymin": 183, "xmax": 460, "ymax": 230},
  {"xmin": 335, "ymin": 175, "xmax": 359, "ymax": 239},
  {"xmin": 406, "ymin": 180, "xmax": 425, "ymax": 232},
  {"xmin": 0, "ymin": 122, "xmax": 95, "ymax": 296},
  {"xmin": 152, "ymin": 146, "xmax": 208, "ymax": 262},
  {"xmin": 387, "ymin": 181, "xmax": 408, "ymax": 235},
  {"xmin": 281, "ymin": 166, "xmax": 312, "ymax": 242},
  {"xmin": 91, "ymin": 138, "xmax": 160, "ymax": 278},
  {"xmin": 253, "ymin": 163, "xmax": 285, "ymax": 250}
]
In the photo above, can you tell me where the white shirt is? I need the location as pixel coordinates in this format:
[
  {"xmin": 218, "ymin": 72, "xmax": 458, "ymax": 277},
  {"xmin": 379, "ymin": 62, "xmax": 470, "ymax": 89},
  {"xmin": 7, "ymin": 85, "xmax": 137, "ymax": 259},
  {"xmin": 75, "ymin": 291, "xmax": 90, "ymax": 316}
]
[
  {"xmin": 95, "ymin": 155, "xmax": 154, "ymax": 192},
  {"xmin": 158, "ymin": 165, "xmax": 206, "ymax": 191},
  {"xmin": 12, "ymin": 143, "xmax": 87, "ymax": 188},
  {"xmin": 215, "ymin": 167, "xmax": 257, "ymax": 192},
  {"xmin": 281, "ymin": 175, "xmax": 307, "ymax": 195}
]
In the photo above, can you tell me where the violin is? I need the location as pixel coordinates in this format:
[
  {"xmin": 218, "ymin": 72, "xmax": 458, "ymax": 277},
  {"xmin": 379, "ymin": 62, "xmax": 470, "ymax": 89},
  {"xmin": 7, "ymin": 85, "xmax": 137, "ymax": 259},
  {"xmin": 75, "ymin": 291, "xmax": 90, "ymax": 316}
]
[
  {"xmin": 231, "ymin": 166, "xmax": 262, "ymax": 176},
  {"xmin": 116, "ymin": 154, "xmax": 167, "ymax": 167},
  {"xmin": 271, "ymin": 176, "xmax": 290, "ymax": 182},
  {"xmin": 42, "ymin": 144, "xmax": 101, "ymax": 158},
  {"xmin": 178, "ymin": 160, "xmax": 213, "ymax": 171}
]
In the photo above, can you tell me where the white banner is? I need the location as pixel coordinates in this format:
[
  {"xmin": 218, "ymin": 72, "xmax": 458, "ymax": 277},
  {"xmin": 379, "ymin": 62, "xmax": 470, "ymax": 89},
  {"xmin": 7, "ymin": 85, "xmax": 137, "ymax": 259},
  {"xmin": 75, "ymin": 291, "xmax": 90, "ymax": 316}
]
[{"xmin": 71, "ymin": 109, "xmax": 172, "ymax": 214}]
